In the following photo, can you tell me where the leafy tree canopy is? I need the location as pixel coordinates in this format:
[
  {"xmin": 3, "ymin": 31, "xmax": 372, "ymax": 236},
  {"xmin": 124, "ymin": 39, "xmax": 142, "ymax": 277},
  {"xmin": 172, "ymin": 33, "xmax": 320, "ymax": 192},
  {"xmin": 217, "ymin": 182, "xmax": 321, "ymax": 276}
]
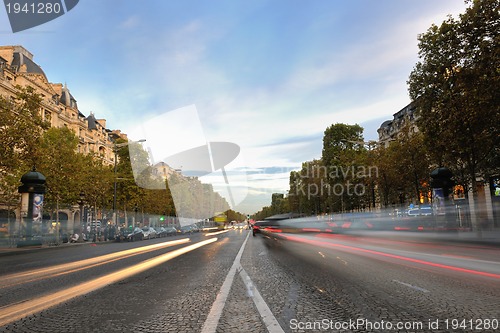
[{"xmin": 408, "ymin": 0, "xmax": 500, "ymax": 184}]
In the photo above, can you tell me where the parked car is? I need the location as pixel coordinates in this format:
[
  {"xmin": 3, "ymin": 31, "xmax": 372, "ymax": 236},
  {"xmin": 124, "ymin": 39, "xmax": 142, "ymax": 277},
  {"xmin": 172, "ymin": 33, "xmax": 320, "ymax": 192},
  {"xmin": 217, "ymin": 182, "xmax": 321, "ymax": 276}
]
[
  {"xmin": 407, "ymin": 205, "xmax": 433, "ymax": 216},
  {"xmin": 115, "ymin": 228, "xmax": 129, "ymax": 242},
  {"xmin": 155, "ymin": 227, "xmax": 167, "ymax": 237},
  {"xmin": 142, "ymin": 226, "xmax": 157, "ymax": 239},
  {"xmin": 164, "ymin": 226, "xmax": 178, "ymax": 236},
  {"xmin": 127, "ymin": 227, "xmax": 144, "ymax": 241},
  {"xmin": 180, "ymin": 225, "xmax": 196, "ymax": 234}
]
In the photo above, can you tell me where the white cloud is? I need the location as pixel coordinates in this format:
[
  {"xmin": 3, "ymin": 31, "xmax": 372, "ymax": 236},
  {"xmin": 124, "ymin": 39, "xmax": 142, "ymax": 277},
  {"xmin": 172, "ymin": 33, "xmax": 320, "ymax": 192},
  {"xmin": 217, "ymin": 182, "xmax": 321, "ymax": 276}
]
[{"xmin": 119, "ymin": 16, "xmax": 140, "ymax": 29}]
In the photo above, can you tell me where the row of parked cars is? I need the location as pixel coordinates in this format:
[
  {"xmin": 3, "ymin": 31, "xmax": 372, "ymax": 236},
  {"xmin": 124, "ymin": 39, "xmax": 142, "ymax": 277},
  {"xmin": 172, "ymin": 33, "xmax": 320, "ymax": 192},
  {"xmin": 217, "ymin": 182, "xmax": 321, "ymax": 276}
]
[{"xmin": 115, "ymin": 225, "xmax": 202, "ymax": 242}]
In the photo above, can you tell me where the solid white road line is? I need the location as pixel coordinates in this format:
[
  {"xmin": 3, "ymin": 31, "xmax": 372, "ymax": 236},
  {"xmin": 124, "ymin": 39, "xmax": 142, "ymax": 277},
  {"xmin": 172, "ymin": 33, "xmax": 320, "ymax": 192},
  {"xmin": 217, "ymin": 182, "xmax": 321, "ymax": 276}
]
[
  {"xmin": 201, "ymin": 232, "xmax": 250, "ymax": 333},
  {"xmin": 239, "ymin": 267, "xmax": 285, "ymax": 333},
  {"xmin": 392, "ymin": 279, "xmax": 430, "ymax": 293},
  {"xmin": 201, "ymin": 232, "xmax": 285, "ymax": 333}
]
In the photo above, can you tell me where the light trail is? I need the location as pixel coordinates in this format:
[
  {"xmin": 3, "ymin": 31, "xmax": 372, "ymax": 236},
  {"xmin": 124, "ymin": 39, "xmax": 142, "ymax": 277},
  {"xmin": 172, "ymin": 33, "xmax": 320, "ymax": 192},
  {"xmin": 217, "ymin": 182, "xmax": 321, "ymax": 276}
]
[
  {"xmin": 204, "ymin": 230, "xmax": 230, "ymax": 236},
  {"xmin": 0, "ymin": 238, "xmax": 191, "ymax": 289},
  {"xmin": 281, "ymin": 234, "xmax": 500, "ymax": 279},
  {"xmin": 0, "ymin": 238, "xmax": 217, "ymax": 327}
]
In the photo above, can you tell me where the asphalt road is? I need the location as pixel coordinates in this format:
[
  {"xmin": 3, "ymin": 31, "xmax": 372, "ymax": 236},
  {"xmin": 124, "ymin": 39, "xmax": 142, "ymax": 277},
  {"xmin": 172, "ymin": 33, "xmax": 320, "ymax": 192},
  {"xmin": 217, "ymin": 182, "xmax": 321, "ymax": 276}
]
[
  {"xmin": 0, "ymin": 229, "xmax": 498, "ymax": 332},
  {"xmin": 254, "ymin": 232, "xmax": 499, "ymax": 333}
]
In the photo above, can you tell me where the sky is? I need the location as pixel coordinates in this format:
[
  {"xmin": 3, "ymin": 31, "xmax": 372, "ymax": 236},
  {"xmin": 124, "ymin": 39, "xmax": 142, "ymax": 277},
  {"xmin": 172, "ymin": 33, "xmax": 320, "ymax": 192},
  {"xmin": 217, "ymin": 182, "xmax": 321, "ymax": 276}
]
[{"xmin": 0, "ymin": 0, "xmax": 469, "ymax": 214}]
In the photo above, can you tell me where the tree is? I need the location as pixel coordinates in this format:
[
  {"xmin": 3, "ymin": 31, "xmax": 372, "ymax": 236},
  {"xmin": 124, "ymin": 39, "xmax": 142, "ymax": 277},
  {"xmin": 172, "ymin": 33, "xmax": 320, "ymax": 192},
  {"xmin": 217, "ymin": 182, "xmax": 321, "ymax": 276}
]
[
  {"xmin": 270, "ymin": 193, "xmax": 288, "ymax": 215},
  {"xmin": 114, "ymin": 140, "xmax": 146, "ymax": 220},
  {"xmin": 408, "ymin": 0, "xmax": 500, "ymax": 193},
  {"xmin": 322, "ymin": 123, "xmax": 369, "ymax": 212},
  {"xmin": 322, "ymin": 123, "xmax": 365, "ymax": 169},
  {"xmin": 225, "ymin": 209, "xmax": 245, "ymax": 222},
  {"xmin": 0, "ymin": 86, "xmax": 49, "ymax": 206},
  {"xmin": 37, "ymin": 127, "xmax": 89, "ymax": 224},
  {"xmin": 374, "ymin": 145, "xmax": 399, "ymax": 208},
  {"xmin": 385, "ymin": 127, "xmax": 431, "ymax": 206},
  {"xmin": 287, "ymin": 170, "xmax": 302, "ymax": 213},
  {"xmin": 80, "ymin": 154, "xmax": 113, "ymax": 227}
]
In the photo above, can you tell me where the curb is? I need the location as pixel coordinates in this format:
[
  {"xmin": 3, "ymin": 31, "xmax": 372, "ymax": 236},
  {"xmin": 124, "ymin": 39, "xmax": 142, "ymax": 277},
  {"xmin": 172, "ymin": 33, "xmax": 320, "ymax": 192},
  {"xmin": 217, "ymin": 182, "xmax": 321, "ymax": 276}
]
[{"xmin": 0, "ymin": 240, "xmax": 113, "ymax": 257}]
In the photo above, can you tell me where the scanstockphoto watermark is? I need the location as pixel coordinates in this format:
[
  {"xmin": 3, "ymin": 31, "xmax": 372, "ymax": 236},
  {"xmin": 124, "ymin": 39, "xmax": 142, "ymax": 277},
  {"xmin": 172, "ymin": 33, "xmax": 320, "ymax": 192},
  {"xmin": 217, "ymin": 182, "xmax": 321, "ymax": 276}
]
[
  {"xmin": 290, "ymin": 318, "xmax": 425, "ymax": 331},
  {"xmin": 290, "ymin": 318, "xmax": 499, "ymax": 331},
  {"xmin": 290, "ymin": 165, "xmax": 379, "ymax": 199}
]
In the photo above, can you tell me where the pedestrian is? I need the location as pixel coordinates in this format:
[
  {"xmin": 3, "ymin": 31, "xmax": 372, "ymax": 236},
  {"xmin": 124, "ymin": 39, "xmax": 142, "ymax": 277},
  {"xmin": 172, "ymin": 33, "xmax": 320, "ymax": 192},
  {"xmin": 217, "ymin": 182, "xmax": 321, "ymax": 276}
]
[{"xmin": 69, "ymin": 233, "xmax": 79, "ymax": 243}]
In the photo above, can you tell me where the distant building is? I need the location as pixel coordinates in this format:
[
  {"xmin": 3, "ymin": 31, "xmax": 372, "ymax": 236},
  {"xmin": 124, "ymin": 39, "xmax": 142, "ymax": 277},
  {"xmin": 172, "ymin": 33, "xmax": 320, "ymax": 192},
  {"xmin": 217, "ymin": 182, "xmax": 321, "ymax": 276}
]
[
  {"xmin": 377, "ymin": 102, "xmax": 418, "ymax": 147},
  {"xmin": 152, "ymin": 161, "xmax": 177, "ymax": 180}
]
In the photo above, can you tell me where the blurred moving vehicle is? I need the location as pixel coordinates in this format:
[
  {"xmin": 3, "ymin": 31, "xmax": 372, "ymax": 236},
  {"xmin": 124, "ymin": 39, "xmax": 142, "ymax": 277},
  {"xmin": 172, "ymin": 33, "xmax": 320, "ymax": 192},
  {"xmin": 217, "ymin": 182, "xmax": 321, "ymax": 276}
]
[
  {"xmin": 252, "ymin": 220, "xmax": 281, "ymax": 236},
  {"xmin": 252, "ymin": 213, "xmax": 306, "ymax": 236}
]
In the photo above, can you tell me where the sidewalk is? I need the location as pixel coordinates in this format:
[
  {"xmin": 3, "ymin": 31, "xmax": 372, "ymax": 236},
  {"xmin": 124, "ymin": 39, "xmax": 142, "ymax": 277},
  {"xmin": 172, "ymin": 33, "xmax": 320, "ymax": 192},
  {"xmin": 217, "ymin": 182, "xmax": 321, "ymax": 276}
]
[{"xmin": 0, "ymin": 240, "xmax": 110, "ymax": 257}]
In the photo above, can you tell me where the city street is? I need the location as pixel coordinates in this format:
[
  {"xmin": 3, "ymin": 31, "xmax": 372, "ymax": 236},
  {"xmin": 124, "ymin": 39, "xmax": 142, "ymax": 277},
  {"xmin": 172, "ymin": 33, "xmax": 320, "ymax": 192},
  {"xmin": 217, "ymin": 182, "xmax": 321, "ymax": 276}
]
[
  {"xmin": 0, "ymin": 229, "xmax": 498, "ymax": 332},
  {"xmin": 1, "ymin": 1, "xmax": 499, "ymax": 332}
]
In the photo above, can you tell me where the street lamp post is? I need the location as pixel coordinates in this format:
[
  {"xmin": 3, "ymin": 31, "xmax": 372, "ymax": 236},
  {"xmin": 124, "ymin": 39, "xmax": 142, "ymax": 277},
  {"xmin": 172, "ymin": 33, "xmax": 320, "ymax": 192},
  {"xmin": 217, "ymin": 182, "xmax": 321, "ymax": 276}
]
[
  {"xmin": 134, "ymin": 204, "xmax": 138, "ymax": 228},
  {"xmin": 78, "ymin": 191, "xmax": 85, "ymax": 240},
  {"xmin": 113, "ymin": 148, "xmax": 118, "ymax": 227},
  {"xmin": 112, "ymin": 139, "xmax": 146, "ymax": 227}
]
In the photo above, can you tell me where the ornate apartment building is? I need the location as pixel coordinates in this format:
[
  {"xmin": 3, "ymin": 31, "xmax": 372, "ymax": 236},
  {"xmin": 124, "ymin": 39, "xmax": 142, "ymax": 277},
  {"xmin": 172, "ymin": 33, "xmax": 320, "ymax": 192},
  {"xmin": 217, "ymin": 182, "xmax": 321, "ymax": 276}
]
[
  {"xmin": 0, "ymin": 45, "xmax": 126, "ymax": 163},
  {"xmin": 377, "ymin": 102, "xmax": 418, "ymax": 147},
  {"xmin": 377, "ymin": 101, "xmax": 498, "ymax": 228},
  {"xmin": 0, "ymin": 45, "xmax": 128, "ymax": 239}
]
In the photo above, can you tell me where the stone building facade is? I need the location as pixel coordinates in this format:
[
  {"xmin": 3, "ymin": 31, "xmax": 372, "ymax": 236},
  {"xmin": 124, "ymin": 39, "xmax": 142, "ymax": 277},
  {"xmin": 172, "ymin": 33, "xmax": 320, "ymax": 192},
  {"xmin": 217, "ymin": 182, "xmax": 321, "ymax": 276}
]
[
  {"xmin": 377, "ymin": 102, "xmax": 418, "ymax": 147},
  {"xmin": 0, "ymin": 45, "xmax": 127, "ymax": 241},
  {"xmin": 377, "ymin": 101, "xmax": 498, "ymax": 229},
  {"xmin": 0, "ymin": 46, "xmax": 124, "ymax": 163}
]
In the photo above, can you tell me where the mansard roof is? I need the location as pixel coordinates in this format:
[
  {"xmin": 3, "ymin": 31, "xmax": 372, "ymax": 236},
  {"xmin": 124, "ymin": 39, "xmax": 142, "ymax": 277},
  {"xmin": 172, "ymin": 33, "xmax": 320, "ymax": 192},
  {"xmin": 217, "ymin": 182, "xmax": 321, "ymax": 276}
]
[
  {"xmin": 11, "ymin": 51, "xmax": 48, "ymax": 79},
  {"xmin": 60, "ymin": 84, "xmax": 78, "ymax": 109},
  {"xmin": 378, "ymin": 120, "xmax": 392, "ymax": 129},
  {"xmin": 86, "ymin": 113, "xmax": 98, "ymax": 130}
]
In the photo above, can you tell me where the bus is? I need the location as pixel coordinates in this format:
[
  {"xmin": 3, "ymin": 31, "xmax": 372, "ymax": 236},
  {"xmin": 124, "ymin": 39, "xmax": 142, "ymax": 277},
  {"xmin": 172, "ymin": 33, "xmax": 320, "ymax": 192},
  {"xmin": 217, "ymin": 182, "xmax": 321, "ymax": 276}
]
[{"xmin": 214, "ymin": 213, "xmax": 227, "ymax": 230}]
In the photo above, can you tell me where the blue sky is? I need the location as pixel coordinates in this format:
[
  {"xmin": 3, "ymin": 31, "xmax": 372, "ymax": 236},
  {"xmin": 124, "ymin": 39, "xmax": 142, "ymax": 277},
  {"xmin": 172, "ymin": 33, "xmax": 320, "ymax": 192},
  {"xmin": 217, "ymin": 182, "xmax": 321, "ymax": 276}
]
[{"xmin": 1, "ymin": 0, "xmax": 468, "ymax": 213}]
